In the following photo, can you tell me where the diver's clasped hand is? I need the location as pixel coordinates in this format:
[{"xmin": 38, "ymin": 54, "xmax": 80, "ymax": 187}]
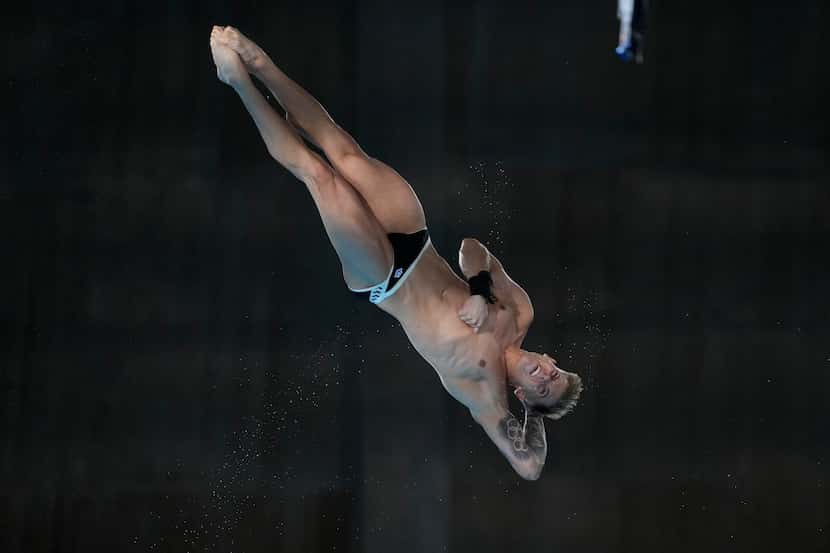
[{"xmin": 458, "ymin": 295, "xmax": 489, "ymax": 333}]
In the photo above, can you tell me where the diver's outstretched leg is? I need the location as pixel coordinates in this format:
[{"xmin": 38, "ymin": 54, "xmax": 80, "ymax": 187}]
[
  {"xmin": 214, "ymin": 26, "xmax": 427, "ymax": 235},
  {"xmin": 616, "ymin": 0, "xmax": 647, "ymax": 63},
  {"xmin": 210, "ymin": 27, "xmax": 393, "ymax": 290}
]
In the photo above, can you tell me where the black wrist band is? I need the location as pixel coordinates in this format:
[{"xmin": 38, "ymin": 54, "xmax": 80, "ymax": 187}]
[{"xmin": 467, "ymin": 270, "xmax": 496, "ymax": 304}]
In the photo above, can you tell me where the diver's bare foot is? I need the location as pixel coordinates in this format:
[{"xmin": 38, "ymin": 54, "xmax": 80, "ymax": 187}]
[
  {"xmin": 214, "ymin": 25, "xmax": 270, "ymax": 75},
  {"xmin": 210, "ymin": 27, "xmax": 247, "ymax": 87}
]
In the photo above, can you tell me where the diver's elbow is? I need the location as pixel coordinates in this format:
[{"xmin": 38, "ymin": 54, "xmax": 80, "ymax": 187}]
[
  {"xmin": 516, "ymin": 461, "xmax": 543, "ymax": 481},
  {"xmin": 520, "ymin": 468, "xmax": 542, "ymax": 481},
  {"xmin": 460, "ymin": 237, "xmax": 483, "ymax": 252}
]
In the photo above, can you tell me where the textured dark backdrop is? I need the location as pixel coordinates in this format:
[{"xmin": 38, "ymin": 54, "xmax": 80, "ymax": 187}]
[{"xmin": 2, "ymin": 1, "xmax": 828, "ymax": 552}]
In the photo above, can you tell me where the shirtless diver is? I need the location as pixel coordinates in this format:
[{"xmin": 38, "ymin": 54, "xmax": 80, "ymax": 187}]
[{"xmin": 210, "ymin": 26, "xmax": 583, "ymax": 480}]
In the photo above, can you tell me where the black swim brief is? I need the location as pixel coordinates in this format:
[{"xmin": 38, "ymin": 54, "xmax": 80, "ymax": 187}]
[{"xmin": 349, "ymin": 228, "xmax": 431, "ymax": 304}]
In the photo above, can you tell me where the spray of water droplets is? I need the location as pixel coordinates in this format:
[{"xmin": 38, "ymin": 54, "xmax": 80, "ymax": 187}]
[
  {"xmin": 134, "ymin": 328, "xmax": 355, "ymax": 552},
  {"xmin": 553, "ymin": 286, "xmax": 611, "ymax": 393},
  {"xmin": 467, "ymin": 160, "xmax": 514, "ymax": 256},
  {"xmin": 464, "ymin": 161, "xmax": 611, "ymax": 391}
]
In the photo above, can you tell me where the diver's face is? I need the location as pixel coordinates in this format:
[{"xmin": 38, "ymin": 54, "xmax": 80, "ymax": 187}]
[{"xmin": 515, "ymin": 352, "xmax": 569, "ymax": 407}]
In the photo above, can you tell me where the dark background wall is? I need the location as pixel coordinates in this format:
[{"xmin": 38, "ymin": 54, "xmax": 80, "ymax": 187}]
[{"xmin": 2, "ymin": 1, "xmax": 828, "ymax": 552}]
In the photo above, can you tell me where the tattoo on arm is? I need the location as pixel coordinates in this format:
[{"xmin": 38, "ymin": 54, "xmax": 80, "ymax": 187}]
[
  {"xmin": 524, "ymin": 415, "xmax": 547, "ymax": 453},
  {"xmin": 499, "ymin": 413, "xmax": 546, "ymax": 460}
]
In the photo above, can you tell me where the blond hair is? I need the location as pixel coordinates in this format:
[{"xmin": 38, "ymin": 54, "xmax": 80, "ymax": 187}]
[{"xmin": 543, "ymin": 371, "xmax": 584, "ymax": 421}]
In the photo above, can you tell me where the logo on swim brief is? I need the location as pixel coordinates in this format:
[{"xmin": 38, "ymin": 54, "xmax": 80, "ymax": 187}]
[{"xmin": 394, "ymin": 268, "xmax": 404, "ymax": 278}]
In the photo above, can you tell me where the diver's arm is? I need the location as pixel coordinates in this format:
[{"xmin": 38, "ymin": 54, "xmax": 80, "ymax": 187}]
[
  {"xmin": 458, "ymin": 238, "xmax": 493, "ymax": 279},
  {"xmin": 458, "ymin": 238, "xmax": 535, "ymax": 333},
  {"xmin": 470, "ymin": 403, "xmax": 548, "ymax": 481}
]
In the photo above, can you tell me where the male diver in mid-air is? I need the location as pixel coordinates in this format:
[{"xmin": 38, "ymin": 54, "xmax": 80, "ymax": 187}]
[{"xmin": 210, "ymin": 26, "xmax": 582, "ymax": 480}]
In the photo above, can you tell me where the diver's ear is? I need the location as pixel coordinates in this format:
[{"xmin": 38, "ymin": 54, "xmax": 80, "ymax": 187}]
[{"xmin": 513, "ymin": 387, "xmax": 526, "ymax": 401}]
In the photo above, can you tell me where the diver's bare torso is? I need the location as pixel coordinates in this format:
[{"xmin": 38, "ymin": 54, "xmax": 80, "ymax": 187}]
[{"xmin": 373, "ymin": 243, "xmax": 524, "ymax": 407}]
